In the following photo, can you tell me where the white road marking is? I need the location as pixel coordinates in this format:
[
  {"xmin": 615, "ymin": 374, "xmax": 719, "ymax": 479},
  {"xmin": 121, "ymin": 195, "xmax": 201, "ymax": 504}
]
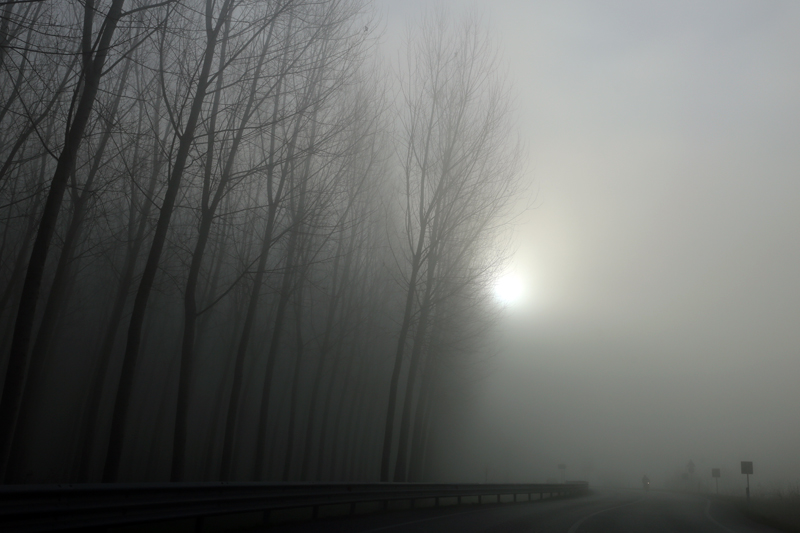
[
  {"xmin": 705, "ymin": 499, "xmax": 737, "ymax": 533},
  {"xmin": 566, "ymin": 496, "xmax": 644, "ymax": 533}
]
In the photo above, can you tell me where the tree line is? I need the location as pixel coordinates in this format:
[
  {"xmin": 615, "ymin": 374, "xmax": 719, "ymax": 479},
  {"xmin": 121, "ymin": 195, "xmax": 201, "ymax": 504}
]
[{"xmin": 0, "ymin": 0, "xmax": 521, "ymax": 483}]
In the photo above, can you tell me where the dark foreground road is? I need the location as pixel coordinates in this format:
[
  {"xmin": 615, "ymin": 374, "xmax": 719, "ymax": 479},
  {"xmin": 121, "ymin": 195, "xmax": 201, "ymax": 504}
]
[{"xmin": 261, "ymin": 490, "xmax": 781, "ymax": 533}]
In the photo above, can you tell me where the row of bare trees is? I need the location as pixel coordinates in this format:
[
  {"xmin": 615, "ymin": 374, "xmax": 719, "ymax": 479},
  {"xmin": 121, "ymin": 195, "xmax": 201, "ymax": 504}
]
[{"xmin": 0, "ymin": 0, "xmax": 520, "ymax": 483}]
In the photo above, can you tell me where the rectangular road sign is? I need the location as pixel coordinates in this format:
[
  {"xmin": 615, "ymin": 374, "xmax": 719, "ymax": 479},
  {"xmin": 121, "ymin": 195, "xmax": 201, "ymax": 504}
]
[
  {"xmin": 741, "ymin": 461, "xmax": 753, "ymax": 475},
  {"xmin": 712, "ymin": 468, "xmax": 720, "ymax": 478}
]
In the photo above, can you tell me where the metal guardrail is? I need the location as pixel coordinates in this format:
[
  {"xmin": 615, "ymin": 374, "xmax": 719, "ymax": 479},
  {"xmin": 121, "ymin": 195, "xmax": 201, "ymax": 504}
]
[{"xmin": 0, "ymin": 481, "xmax": 589, "ymax": 532}]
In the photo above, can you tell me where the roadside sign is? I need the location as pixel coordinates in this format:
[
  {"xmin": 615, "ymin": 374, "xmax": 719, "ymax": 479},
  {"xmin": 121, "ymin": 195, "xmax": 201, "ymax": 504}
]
[
  {"xmin": 712, "ymin": 468, "xmax": 720, "ymax": 494},
  {"xmin": 741, "ymin": 461, "xmax": 753, "ymax": 502},
  {"xmin": 557, "ymin": 464, "xmax": 566, "ymax": 483}
]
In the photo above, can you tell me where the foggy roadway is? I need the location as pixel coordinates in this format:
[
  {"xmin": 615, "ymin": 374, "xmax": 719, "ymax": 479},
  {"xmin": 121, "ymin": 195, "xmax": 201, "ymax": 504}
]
[{"xmin": 263, "ymin": 490, "xmax": 780, "ymax": 533}]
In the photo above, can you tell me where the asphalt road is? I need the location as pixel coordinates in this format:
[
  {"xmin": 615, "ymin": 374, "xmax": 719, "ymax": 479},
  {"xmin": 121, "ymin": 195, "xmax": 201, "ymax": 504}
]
[{"xmin": 261, "ymin": 490, "xmax": 781, "ymax": 533}]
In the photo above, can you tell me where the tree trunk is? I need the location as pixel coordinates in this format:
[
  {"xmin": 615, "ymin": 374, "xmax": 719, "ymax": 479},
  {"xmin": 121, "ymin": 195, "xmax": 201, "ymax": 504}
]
[
  {"xmin": 394, "ymin": 229, "xmax": 439, "ymax": 481},
  {"xmin": 218, "ymin": 17, "xmax": 295, "ymax": 479},
  {"xmin": 281, "ymin": 269, "xmax": 307, "ymax": 481},
  {"xmin": 314, "ymin": 331, "xmax": 344, "ymax": 479},
  {"xmin": 0, "ymin": 128, "xmax": 49, "ymax": 359},
  {"xmin": 217, "ymin": 203, "xmax": 278, "ymax": 481},
  {"xmin": 171, "ymin": 16, "xmax": 229, "ymax": 481},
  {"xmin": 408, "ymin": 352, "xmax": 435, "ymax": 481},
  {"xmin": 102, "ymin": 2, "xmax": 231, "ymax": 482},
  {"xmin": 379, "ymin": 239, "xmax": 424, "ymax": 480},
  {"xmin": 379, "ymin": 74, "xmax": 442, "ymax": 480},
  {"xmin": 298, "ymin": 251, "xmax": 340, "ymax": 479},
  {"xmin": 0, "ymin": 0, "xmax": 126, "ymax": 480},
  {"xmin": 328, "ymin": 289, "xmax": 367, "ymax": 480},
  {"xmin": 7, "ymin": 56, "xmax": 133, "ymax": 482},
  {"xmin": 252, "ymin": 185, "xmax": 302, "ymax": 479},
  {"xmin": 299, "ymin": 222, "xmax": 356, "ymax": 479},
  {"xmin": 75, "ymin": 84, "xmax": 166, "ymax": 482},
  {"xmin": 339, "ymin": 349, "xmax": 368, "ymax": 479}
]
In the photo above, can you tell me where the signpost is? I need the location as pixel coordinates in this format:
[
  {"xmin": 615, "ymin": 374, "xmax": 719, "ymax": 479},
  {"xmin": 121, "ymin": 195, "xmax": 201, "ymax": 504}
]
[
  {"xmin": 741, "ymin": 461, "xmax": 753, "ymax": 502},
  {"xmin": 711, "ymin": 468, "xmax": 720, "ymax": 494}
]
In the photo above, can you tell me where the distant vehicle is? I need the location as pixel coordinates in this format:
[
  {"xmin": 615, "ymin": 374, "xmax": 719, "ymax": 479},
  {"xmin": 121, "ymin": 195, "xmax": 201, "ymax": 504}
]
[{"xmin": 642, "ymin": 475, "xmax": 650, "ymax": 491}]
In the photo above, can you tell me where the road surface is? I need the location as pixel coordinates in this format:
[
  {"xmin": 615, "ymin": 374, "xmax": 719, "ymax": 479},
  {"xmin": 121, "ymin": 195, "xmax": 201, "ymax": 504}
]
[{"xmin": 261, "ymin": 489, "xmax": 781, "ymax": 533}]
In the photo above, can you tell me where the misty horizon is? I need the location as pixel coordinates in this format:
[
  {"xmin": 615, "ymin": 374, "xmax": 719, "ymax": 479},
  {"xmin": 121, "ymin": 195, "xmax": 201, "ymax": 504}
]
[
  {"xmin": 388, "ymin": 0, "xmax": 800, "ymax": 494},
  {"xmin": 0, "ymin": 0, "xmax": 797, "ymax": 506}
]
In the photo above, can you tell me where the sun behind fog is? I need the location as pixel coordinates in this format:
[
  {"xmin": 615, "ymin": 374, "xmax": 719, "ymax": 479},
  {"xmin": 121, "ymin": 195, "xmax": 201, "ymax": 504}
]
[{"xmin": 493, "ymin": 273, "xmax": 524, "ymax": 304}]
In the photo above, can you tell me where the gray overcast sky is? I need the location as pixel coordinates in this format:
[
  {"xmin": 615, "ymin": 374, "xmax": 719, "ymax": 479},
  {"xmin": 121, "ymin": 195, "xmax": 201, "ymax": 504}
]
[{"xmin": 377, "ymin": 0, "xmax": 800, "ymax": 490}]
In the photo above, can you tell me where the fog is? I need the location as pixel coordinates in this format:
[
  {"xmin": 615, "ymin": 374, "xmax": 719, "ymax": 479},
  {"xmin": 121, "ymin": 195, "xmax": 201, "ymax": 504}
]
[
  {"xmin": 1, "ymin": 0, "xmax": 798, "ymax": 492},
  {"xmin": 377, "ymin": 0, "xmax": 800, "ymax": 492}
]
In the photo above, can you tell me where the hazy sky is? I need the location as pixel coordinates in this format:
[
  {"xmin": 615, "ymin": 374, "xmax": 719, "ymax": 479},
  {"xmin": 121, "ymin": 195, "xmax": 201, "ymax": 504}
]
[{"xmin": 378, "ymin": 0, "xmax": 800, "ymax": 492}]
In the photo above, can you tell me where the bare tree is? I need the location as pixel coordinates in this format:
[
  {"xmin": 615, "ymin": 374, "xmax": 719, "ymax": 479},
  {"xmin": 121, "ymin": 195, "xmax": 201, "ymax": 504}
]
[
  {"xmin": 102, "ymin": 0, "xmax": 235, "ymax": 482},
  {"xmin": 0, "ymin": 0, "xmax": 128, "ymax": 480},
  {"xmin": 171, "ymin": 1, "xmax": 294, "ymax": 481},
  {"xmin": 0, "ymin": 0, "xmax": 520, "ymax": 484},
  {"xmin": 381, "ymin": 10, "xmax": 520, "ymax": 481},
  {"xmin": 5, "ymin": 53, "xmax": 136, "ymax": 482}
]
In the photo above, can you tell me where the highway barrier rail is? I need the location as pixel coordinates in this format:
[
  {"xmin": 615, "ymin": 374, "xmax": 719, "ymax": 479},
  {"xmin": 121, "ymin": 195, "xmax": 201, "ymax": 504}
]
[{"xmin": 0, "ymin": 481, "xmax": 589, "ymax": 532}]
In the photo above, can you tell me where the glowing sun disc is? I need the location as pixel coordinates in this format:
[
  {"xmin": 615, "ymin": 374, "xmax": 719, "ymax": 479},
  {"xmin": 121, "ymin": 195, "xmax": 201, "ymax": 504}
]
[{"xmin": 494, "ymin": 274, "xmax": 524, "ymax": 304}]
